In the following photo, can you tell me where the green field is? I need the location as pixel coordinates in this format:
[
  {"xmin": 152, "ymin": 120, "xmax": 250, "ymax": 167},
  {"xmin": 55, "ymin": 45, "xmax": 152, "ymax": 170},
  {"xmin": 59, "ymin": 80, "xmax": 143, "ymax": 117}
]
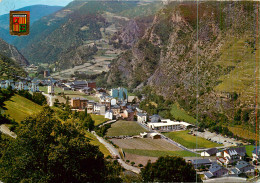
[
  {"xmin": 4, "ymin": 95, "xmax": 43, "ymax": 122},
  {"xmin": 163, "ymin": 130, "xmax": 222, "ymax": 149},
  {"xmin": 244, "ymin": 145, "xmax": 254, "ymax": 157},
  {"xmin": 170, "ymin": 103, "xmax": 196, "ymax": 124},
  {"xmin": 86, "ymin": 132, "xmax": 110, "ymax": 157},
  {"xmin": 123, "ymin": 149, "xmax": 197, "ymax": 157},
  {"xmin": 90, "ymin": 114, "xmax": 109, "ymax": 126},
  {"xmin": 39, "ymin": 86, "xmax": 99, "ymax": 102},
  {"xmin": 106, "ymin": 120, "xmax": 148, "ymax": 136}
]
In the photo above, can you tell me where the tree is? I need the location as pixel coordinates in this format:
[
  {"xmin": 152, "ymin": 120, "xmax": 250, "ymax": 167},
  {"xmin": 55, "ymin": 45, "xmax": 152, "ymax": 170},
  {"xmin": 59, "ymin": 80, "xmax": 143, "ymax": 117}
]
[
  {"xmin": 0, "ymin": 107, "xmax": 107, "ymax": 183},
  {"xmin": 32, "ymin": 92, "xmax": 47, "ymax": 105},
  {"xmin": 83, "ymin": 114, "xmax": 95, "ymax": 131},
  {"xmin": 141, "ymin": 156, "xmax": 201, "ymax": 182}
]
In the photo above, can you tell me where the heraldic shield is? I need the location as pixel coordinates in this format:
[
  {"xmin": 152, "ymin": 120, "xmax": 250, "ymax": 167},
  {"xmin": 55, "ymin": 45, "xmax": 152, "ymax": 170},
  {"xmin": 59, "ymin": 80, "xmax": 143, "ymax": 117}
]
[{"xmin": 10, "ymin": 11, "xmax": 30, "ymax": 36}]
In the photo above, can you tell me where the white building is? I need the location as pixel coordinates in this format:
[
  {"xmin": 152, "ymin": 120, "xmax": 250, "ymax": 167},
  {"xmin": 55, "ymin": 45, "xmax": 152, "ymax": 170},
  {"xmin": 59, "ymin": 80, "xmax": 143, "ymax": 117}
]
[
  {"xmin": 111, "ymin": 98, "xmax": 117, "ymax": 106},
  {"xmin": 48, "ymin": 84, "xmax": 54, "ymax": 95},
  {"xmin": 148, "ymin": 119, "xmax": 192, "ymax": 131},
  {"xmin": 94, "ymin": 104, "xmax": 106, "ymax": 115},
  {"xmin": 137, "ymin": 112, "xmax": 147, "ymax": 124},
  {"xmin": 105, "ymin": 110, "xmax": 113, "ymax": 120}
]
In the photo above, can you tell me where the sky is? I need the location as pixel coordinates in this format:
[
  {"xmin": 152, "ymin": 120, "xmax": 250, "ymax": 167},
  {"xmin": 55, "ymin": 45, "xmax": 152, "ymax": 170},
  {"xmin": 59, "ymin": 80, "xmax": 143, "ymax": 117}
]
[{"xmin": 0, "ymin": 0, "xmax": 74, "ymax": 15}]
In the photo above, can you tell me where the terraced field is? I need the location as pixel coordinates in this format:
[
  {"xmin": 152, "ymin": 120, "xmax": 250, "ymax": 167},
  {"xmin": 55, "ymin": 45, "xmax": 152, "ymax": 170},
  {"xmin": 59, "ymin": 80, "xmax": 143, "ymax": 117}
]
[
  {"xmin": 214, "ymin": 36, "xmax": 259, "ymax": 105},
  {"xmin": 111, "ymin": 138, "xmax": 181, "ymax": 151}
]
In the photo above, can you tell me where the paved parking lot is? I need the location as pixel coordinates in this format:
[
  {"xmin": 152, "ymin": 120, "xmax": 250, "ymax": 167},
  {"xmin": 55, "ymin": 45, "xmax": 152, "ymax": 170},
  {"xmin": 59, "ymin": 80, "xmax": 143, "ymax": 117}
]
[{"xmin": 195, "ymin": 130, "xmax": 246, "ymax": 148}]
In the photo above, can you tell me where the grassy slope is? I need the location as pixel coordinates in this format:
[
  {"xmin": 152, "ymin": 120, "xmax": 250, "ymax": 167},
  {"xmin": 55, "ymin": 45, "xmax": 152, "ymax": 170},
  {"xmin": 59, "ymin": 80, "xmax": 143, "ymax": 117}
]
[
  {"xmin": 123, "ymin": 149, "xmax": 196, "ymax": 157},
  {"xmin": 106, "ymin": 120, "xmax": 148, "ymax": 136},
  {"xmin": 90, "ymin": 114, "xmax": 109, "ymax": 126},
  {"xmin": 85, "ymin": 132, "xmax": 110, "ymax": 157},
  {"xmin": 163, "ymin": 130, "xmax": 222, "ymax": 149},
  {"xmin": 170, "ymin": 103, "xmax": 196, "ymax": 124},
  {"xmin": 4, "ymin": 95, "xmax": 43, "ymax": 122}
]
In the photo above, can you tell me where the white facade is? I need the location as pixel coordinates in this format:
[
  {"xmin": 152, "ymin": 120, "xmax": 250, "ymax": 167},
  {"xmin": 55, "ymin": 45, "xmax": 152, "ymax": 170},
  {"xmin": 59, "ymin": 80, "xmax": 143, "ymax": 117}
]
[
  {"xmin": 137, "ymin": 113, "xmax": 147, "ymax": 124},
  {"xmin": 105, "ymin": 111, "xmax": 113, "ymax": 120},
  {"xmin": 148, "ymin": 119, "xmax": 192, "ymax": 131},
  {"xmin": 201, "ymin": 152, "xmax": 211, "ymax": 157},
  {"xmin": 111, "ymin": 98, "xmax": 117, "ymax": 106},
  {"xmin": 48, "ymin": 85, "xmax": 54, "ymax": 95}
]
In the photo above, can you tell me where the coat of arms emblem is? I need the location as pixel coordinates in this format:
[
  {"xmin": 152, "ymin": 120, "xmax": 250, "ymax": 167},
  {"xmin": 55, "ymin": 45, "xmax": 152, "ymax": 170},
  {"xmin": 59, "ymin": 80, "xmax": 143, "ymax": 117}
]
[{"xmin": 10, "ymin": 11, "xmax": 30, "ymax": 36}]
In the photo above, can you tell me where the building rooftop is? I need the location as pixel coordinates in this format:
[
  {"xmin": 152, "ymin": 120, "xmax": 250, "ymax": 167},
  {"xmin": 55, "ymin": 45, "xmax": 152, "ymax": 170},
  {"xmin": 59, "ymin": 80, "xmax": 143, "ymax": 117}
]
[{"xmin": 192, "ymin": 159, "xmax": 211, "ymax": 165}]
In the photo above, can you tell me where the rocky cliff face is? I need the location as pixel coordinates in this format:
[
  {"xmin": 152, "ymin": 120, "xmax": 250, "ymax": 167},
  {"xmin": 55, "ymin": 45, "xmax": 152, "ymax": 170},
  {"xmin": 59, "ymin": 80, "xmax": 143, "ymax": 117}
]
[
  {"xmin": 107, "ymin": 2, "xmax": 259, "ymax": 124},
  {"xmin": 0, "ymin": 38, "xmax": 29, "ymax": 66}
]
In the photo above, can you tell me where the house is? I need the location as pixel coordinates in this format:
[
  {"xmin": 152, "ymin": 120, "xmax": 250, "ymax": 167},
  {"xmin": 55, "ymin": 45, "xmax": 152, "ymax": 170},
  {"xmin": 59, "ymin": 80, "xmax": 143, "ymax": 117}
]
[
  {"xmin": 0, "ymin": 80, "xmax": 39, "ymax": 92},
  {"xmin": 204, "ymin": 162, "xmax": 228, "ymax": 179},
  {"xmin": 100, "ymin": 96, "xmax": 111, "ymax": 108},
  {"xmin": 70, "ymin": 98, "xmax": 88, "ymax": 110},
  {"xmin": 111, "ymin": 105, "xmax": 121, "ymax": 116},
  {"xmin": 120, "ymin": 109, "xmax": 134, "ymax": 121},
  {"xmin": 105, "ymin": 110, "xmax": 113, "ymax": 120},
  {"xmin": 252, "ymin": 146, "xmax": 260, "ymax": 161},
  {"xmin": 231, "ymin": 161, "xmax": 254, "ymax": 175},
  {"xmin": 191, "ymin": 159, "xmax": 212, "ymax": 169},
  {"xmin": 137, "ymin": 112, "xmax": 147, "ymax": 124},
  {"xmin": 201, "ymin": 148, "xmax": 218, "ymax": 157},
  {"xmin": 86, "ymin": 101, "xmax": 95, "ymax": 113},
  {"xmin": 223, "ymin": 147, "xmax": 246, "ymax": 164},
  {"xmin": 94, "ymin": 104, "xmax": 106, "ymax": 115},
  {"xmin": 87, "ymin": 81, "xmax": 96, "ymax": 89}
]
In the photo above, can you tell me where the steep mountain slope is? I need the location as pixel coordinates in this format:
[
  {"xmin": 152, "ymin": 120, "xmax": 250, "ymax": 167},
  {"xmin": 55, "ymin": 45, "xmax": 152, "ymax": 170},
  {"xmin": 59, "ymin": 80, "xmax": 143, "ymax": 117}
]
[
  {"xmin": 0, "ymin": 5, "xmax": 63, "ymax": 43},
  {"xmin": 107, "ymin": 2, "xmax": 259, "ymax": 125},
  {"xmin": 0, "ymin": 38, "xmax": 28, "ymax": 66},
  {"xmin": 0, "ymin": 54, "xmax": 27, "ymax": 80},
  {"xmin": 13, "ymin": 1, "xmax": 139, "ymax": 68}
]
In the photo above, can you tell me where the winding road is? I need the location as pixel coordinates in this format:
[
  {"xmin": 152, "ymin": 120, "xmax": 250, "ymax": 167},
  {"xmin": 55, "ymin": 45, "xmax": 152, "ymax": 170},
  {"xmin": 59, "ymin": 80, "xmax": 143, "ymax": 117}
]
[
  {"xmin": 42, "ymin": 92, "xmax": 53, "ymax": 106},
  {"xmin": 0, "ymin": 124, "xmax": 17, "ymax": 138},
  {"xmin": 92, "ymin": 131, "xmax": 141, "ymax": 174}
]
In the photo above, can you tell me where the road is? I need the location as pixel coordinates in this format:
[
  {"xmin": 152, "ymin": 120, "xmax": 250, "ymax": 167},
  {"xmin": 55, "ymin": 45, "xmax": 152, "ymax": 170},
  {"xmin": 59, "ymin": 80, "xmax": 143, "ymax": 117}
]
[
  {"xmin": 98, "ymin": 120, "xmax": 116, "ymax": 127},
  {"xmin": 0, "ymin": 124, "xmax": 17, "ymax": 138},
  {"xmin": 92, "ymin": 131, "xmax": 141, "ymax": 174},
  {"xmin": 42, "ymin": 92, "xmax": 53, "ymax": 106}
]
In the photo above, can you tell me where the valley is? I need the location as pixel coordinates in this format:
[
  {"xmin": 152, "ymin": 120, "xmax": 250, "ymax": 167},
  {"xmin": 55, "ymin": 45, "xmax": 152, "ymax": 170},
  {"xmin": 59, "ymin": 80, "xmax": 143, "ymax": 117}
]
[{"xmin": 0, "ymin": 1, "xmax": 259, "ymax": 182}]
